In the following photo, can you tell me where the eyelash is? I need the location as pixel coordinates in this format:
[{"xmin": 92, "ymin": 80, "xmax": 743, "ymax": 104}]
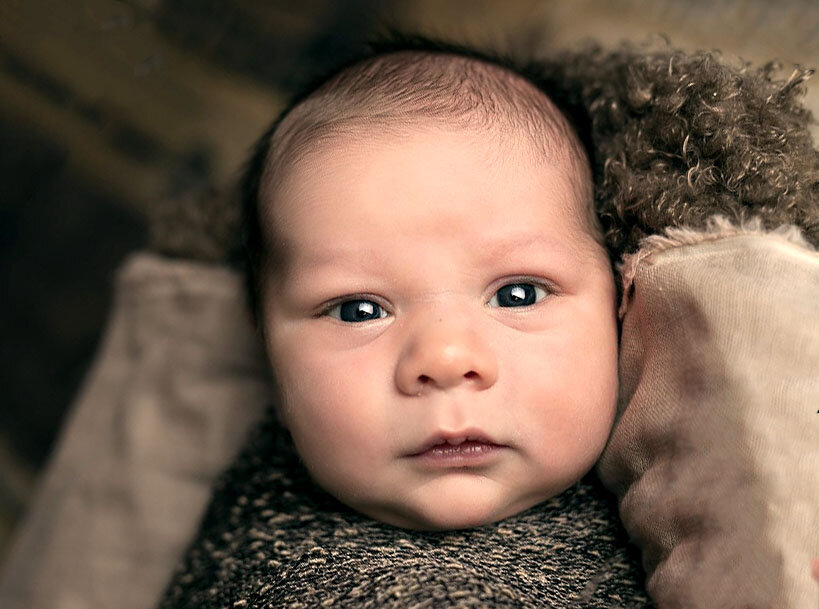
[
  {"xmin": 318, "ymin": 294, "xmax": 390, "ymax": 322},
  {"xmin": 317, "ymin": 279, "xmax": 554, "ymax": 322}
]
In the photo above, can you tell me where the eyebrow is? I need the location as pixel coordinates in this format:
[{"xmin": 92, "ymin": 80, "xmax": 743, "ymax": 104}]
[
  {"xmin": 292, "ymin": 233, "xmax": 566, "ymax": 269},
  {"xmin": 476, "ymin": 233, "xmax": 560, "ymax": 262}
]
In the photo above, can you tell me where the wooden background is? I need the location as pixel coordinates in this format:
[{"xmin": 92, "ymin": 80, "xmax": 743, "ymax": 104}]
[{"xmin": 1, "ymin": 0, "xmax": 817, "ymax": 562}]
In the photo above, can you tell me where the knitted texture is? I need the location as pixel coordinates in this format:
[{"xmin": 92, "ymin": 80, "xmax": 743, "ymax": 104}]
[{"xmin": 159, "ymin": 408, "xmax": 653, "ymax": 608}]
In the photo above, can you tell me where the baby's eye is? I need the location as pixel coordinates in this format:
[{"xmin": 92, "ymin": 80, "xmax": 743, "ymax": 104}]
[
  {"xmin": 325, "ymin": 299, "xmax": 388, "ymax": 323},
  {"xmin": 488, "ymin": 282, "xmax": 548, "ymax": 308}
]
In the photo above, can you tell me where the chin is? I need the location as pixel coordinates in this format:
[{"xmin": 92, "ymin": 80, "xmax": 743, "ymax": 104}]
[
  {"xmin": 346, "ymin": 478, "xmax": 550, "ymax": 531},
  {"xmin": 393, "ymin": 494, "xmax": 515, "ymax": 531},
  {"xmin": 415, "ymin": 510, "xmax": 504, "ymax": 531}
]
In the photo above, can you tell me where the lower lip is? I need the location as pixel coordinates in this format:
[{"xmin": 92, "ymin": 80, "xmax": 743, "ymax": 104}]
[{"xmin": 409, "ymin": 441, "xmax": 505, "ymax": 467}]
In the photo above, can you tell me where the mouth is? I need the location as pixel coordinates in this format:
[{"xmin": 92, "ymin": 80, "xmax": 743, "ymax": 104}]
[{"xmin": 406, "ymin": 429, "xmax": 507, "ymax": 461}]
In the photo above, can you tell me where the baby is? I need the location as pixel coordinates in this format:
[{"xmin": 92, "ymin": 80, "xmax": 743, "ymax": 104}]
[{"xmin": 241, "ymin": 44, "xmax": 619, "ymax": 531}]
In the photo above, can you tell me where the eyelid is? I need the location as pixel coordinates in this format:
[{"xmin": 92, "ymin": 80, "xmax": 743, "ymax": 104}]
[
  {"xmin": 313, "ymin": 276, "xmax": 558, "ymax": 319},
  {"xmin": 315, "ymin": 293, "xmax": 392, "ymax": 319},
  {"xmin": 486, "ymin": 276, "xmax": 558, "ymax": 303}
]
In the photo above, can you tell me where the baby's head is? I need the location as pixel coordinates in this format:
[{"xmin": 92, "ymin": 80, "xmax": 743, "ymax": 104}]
[{"xmin": 241, "ymin": 44, "xmax": 618, "ymax": 530}]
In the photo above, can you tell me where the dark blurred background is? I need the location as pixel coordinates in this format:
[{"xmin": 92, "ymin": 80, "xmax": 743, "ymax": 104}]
[{"xmin": 1, "ymin": 0, "xmax": 817, "ymax": 562}]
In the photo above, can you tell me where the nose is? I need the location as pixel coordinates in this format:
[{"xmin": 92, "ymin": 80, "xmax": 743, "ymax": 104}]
[{"xmin": 394, "ymin": 318, "xmax": 499, "ymax": 396}]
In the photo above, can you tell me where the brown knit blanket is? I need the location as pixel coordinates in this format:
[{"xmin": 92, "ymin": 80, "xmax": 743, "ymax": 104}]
[{"xmin": 158, "ymin": 407, "xmax": 653, "ymax": 608}]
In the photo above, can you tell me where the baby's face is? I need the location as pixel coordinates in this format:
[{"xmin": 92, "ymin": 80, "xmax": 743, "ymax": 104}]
[{"xmin": 259, "ymin": 125, "xmax": 618, "ymax": 530}]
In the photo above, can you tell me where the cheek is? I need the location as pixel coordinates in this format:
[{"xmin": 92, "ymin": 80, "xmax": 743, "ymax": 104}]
[
  {"xmin": 509, "ymin": 306, "xmax": 618, "ymax": 463},
  {"xmin": 270, "ymin": 337, "xmax": 391, "ymax": 474}
]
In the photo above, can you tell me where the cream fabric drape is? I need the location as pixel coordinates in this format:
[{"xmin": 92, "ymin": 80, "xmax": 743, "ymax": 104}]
[
  {"xmin": 0, "ymin": 254, "xmax": 272, "ymax": 609},
  {"xmin": 598, "ymin": 225, "xmax": 819, "ymax": 608}
]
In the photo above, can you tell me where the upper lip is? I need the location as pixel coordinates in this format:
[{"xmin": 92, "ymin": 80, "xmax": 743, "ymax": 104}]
[{"xmin": 407, "ymin": 428, "xmax": 503, "ymax": 456}]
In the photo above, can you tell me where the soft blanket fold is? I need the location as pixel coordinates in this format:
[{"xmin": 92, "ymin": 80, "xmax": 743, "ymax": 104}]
[{"xmin": 598, "ymin": 223, "xmax": 819, "ymax": 608}]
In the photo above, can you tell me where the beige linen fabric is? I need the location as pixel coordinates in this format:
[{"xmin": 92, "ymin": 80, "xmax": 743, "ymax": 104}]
[
  {"xmin": 597, "ymin": 223, "xmax": 819, "ymax": 608},
  {"xmin": 0, "ymin": 253, "xmax": 272, "ymax": 609}
]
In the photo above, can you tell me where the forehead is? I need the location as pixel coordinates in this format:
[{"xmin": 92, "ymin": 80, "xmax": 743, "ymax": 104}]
[{"xmin": 261, "ymin": 125, "xmax": 594, "ymax": 273}]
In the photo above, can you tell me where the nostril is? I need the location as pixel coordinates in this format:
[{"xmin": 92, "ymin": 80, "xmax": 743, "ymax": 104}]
[
  {"xmin": 464, "ymin": 371, "xmax": 477, "ymax": 379},
  {"xmin": 418, "ymin": 374, "xmax": 431, "ymax": 384}
]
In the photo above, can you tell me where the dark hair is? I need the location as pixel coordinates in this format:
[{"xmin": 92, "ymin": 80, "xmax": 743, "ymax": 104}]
[{"xmin": 235, "ymin": 35, "xmax": 819, "ymax": 325}]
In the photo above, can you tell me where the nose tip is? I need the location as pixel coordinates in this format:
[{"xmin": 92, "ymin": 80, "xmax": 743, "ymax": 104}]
[{"xmin": 395, "ymin": 327, "xmax": 498, "ymax": 396}]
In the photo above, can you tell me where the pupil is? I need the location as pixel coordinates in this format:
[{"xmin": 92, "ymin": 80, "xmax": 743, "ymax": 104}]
[
  {"xmin": 498, "ymin": 284, "xmax": 535, "ymax": 307},
  {"xmin": 340, "ymin": 300, "xmax": 379, "ymax": 322}
]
